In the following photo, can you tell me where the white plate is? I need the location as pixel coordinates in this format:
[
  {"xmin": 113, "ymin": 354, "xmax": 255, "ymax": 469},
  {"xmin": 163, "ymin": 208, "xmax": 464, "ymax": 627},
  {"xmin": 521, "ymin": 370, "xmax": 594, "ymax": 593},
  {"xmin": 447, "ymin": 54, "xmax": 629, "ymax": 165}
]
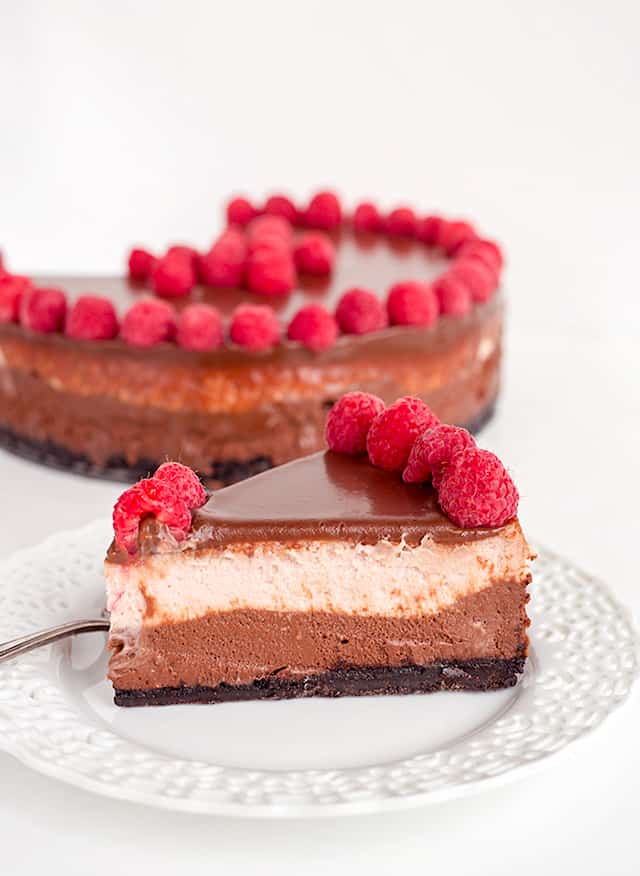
[{"xmin": 0, "ymin": 520, "xmax": 637, "ymax": 817}]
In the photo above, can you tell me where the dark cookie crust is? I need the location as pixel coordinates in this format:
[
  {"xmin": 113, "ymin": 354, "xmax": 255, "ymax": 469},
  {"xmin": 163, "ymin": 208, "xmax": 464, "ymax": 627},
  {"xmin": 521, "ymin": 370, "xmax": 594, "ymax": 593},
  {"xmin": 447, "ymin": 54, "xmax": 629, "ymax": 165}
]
[
  {"xmin": 0, "ymin": 400, "xmax": 495, "ymax": 487},
  {"xmin": 114, "ymin": 656, "xmax": 524, "ymax": 707}
]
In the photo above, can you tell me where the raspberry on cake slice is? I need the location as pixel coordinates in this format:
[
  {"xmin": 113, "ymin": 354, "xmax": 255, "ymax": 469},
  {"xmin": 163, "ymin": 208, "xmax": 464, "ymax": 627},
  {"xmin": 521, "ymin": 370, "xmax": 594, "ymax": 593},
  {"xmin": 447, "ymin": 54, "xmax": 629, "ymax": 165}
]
[{"xmin": 104, "ymin": 395, "xmax": 534, "ymax": 707}]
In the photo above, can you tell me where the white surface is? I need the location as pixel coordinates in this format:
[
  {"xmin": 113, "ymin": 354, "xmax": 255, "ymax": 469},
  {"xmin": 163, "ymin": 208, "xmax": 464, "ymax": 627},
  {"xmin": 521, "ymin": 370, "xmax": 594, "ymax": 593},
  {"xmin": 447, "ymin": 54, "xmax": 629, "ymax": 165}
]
[
  {"xmin": 0, "ymin": 0, "xmax": 638, "ymax": 870},
  {"xmin": 4, "ymin": 526, "xmax": 634, "ymax": 817}
]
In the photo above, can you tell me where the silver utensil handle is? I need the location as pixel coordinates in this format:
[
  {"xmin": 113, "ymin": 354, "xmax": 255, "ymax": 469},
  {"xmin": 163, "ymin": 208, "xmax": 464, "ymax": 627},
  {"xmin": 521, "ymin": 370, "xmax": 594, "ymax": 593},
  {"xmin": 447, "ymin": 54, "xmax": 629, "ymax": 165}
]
[{"xmin": 0, "ymin": 618, "xmax": 109, "ymax": 663}]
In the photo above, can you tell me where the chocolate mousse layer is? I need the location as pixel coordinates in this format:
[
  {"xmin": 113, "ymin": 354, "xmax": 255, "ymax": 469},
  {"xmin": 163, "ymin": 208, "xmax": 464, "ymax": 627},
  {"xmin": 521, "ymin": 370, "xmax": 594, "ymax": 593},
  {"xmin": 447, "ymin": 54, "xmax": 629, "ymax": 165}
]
[
  {"xmin": 0, "ymin": 229, "xmax": 502, "ymax": 485},
  {"xmin": 109, "ymin": 580, "xmax": 530, "ymax": 702}
]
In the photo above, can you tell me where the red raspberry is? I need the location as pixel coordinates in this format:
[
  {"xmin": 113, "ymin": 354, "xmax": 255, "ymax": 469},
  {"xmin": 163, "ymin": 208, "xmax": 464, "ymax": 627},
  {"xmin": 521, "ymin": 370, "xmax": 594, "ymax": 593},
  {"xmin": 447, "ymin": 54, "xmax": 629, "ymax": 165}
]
[
  {"xmin": 456, "ymin": 238, "xmax": 503, "ymax": 271},
  {"xmin": 246, "ymin": 246, "xmax": 295, "ymax": 296},
  {"xmin": 325, "ymin": 392, "xmax": 385, "ymax": 454},
  {"xmin": 433, "ymin": 273, "xmax": 472, "ymax": 317},
  {"xmin": 0, "ymin": 275, "xmax": 33, "ymax": 323},
  {"xmin": 366, "ymin": 396, "xmax": 439, "ymax": 472},
  {"xmin": 0, "ymin": 252, "xmax": 6, "ymax": 278},
  {"xmin": 155, "ymin": 461, "xmax": 207, "ymax": 508},
  {"xmin": 21, "ymin": 287, "xmax": 67, "ymax": 333},
  {"xmin": 403, "ymin": 424, "xmax": 476, "ymax": 486},
  {"xmin": 176, "ymin": 304, "xmax": 224, "ymax": 351},
  {"xmin": 335, "ymin": 287, "xmax": 388, "ymax": 335},
  {"xmin": 451, "ymin": 260, "xmax": 498, "ymax": 304},
  {"xmin": 287, "ymin": 303, "xmax": 338, "ymax": 352},
  {"xmin": 387, "ymin": 281, "xmax": 438, "ymax": 327},
  {"xmin": 264, "ymin": 194, "xmax": 299, "ymax": 225},
  {"xmin": 437, "ymin": 447, "xmax": 519, "ymax": 528},
  {"xmin": 386, "ymin": 207, "xmax": 418, "ymax": 237},
  {"xmin": 66, "ymin": 295, "xmax": 119, "ymax": 340},
  {"xmin": 230, "ymin": 304, "xmax": 280, "ymax": 351},
  {"xmin": 293, "ymin": 232, "xmax": 335, "ymax": 276},
  {"xmin": 167, "ymin": 245, "xmax": 200, "ymax": 267},
  {"xmin": 417, "ymin": 215, "xmax": 444, "ymax": 245},
  {"xmin": 436, "ymin": 220, "xmax": 477, "ymax": 255},
  {"xmin": 303, "ymin": 191, "xmax": 342, "ymax": 230},
  {"xmin": 198, "ymin": 227, "xmax": 247, "ymax": 288},
  {"xmin": 121, "ymin": 298, "xmax": 176, "ymax": 347},
  {"xmin": 226, "ymin": 196, "xmax": 258, "ymax": 227},
  {"xmin": 247, "ymin": 215, "xmax": 294, "ymax": 247},
  {"xmin": 152, "ymin": 253, "xmax": 196, "ymax": 298},
  {"xmin": 128, "ymin": 248, "xmax": 157, "ymax": 282},
  {"xmin": 112, "ymin": 477, "xmax": 192, "ymax": 554},
  {"xmin": 352, "ymin": 202, "xmax": 383, "ymax": 233}
]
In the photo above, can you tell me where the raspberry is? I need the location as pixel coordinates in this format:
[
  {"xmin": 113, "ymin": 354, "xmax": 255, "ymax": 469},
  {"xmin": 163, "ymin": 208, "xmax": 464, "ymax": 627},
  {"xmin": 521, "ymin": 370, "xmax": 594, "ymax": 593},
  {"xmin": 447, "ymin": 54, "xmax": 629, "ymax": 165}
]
[
  {"xmin": 437, "ymin": 447, "xmax": 519, "ymax": 528},
  {"xmin": 387, "ymin": 281, "xmax": 438, "ymax": 327},
  {"xmin": 167, "ymin": 245, "xmax": 200, "ymax": 267},
  {"xmin": 433, "ymin": 273, "xmax": 472, "ymax": 317},
  {"xmin": 155, "ymin": 461, "xmax": 207, "ymax": 508},
  {"xmin": 352, "ymin": 202, "xmax": 383, "ymax": 233},
  {"xmin": 128, "ymin": 248, "xmax": 157, "ymax": 282},
  {"xmin": 436, "ymin": 220, "xmax": 477, "ymax": 255},
  {"xmin": 325, "ymin": 392, "xmax": 385, "ymax": 454},
  {"xmin": 121, "ymin": 298, "xmax": 176, "ymax": 347},
  {"xmin": 248, "ymin": 215, "xmax": 294, "ymax": 247},
  {"xmin": 226, "ymin": 196, "xmax": 258, "ymax": 227},
  {"xmin": 152, "ymin": 253, "xmax": 196, "ymax": 298},
  {"xmin": 66, "ymin": 295, "xmax": 119, "ymax": 340},
  {"xmin": 230, "ymin": 304, "xmax": 280, "ymax": 351},
  {"xmin": 456, "ymin": 238, "xmax": 503, "ymax": 271},
  {"xmin": 176, "ymin": 304, "xmax": 224, "ymax": 351},
  {"xmin": 21, "ymin": 287, "xmax": 67, "ymax": 333},
  {"xmin": 112, "ymin": 477, "xmax": 192, "ymax": 554},
  {"xmin": 287, "ymin": 304, "xmax": 338, "ymax": 352},
  {"xmin": 417, "ymin": 215, "xmax": 444, "ymax": 245},
  {"xmin": 293, "ymin": 232, "xmax": 335, "ymax": 276},
  {"xmin": 246, "ymin": 246, "xmax": 296, "ymax": 296},
  {"xmin": 198, "ymin": 227, "xmax": 247, "ymax": 288},
  {"xmin": 304, "ymin": 191, "xmax": 342, "ymax": 230},
  {"xmin": 264, "ymin": 194, "xmax": 299, "ymax": 225},
  {"xmin": 335, "ymin": 287, "xmax": 388, "ymax": 335},
  {"xmin": 0, "ymin": 275, "xmax": 32, "ymax": 323},
  {"xmin": 386, "ymin": 207, "xmax": 418, "ymax": 237},
  {"xmin": 402, "ymin": 424, "xmax": 476, "ymax": 486},
  {"xmin": 451, "ymin": 260, "xmax": 498, "ymax": 304},
  {"xmin": 366, "ymin": 396, "xmax": 439, "ymax": 472}
]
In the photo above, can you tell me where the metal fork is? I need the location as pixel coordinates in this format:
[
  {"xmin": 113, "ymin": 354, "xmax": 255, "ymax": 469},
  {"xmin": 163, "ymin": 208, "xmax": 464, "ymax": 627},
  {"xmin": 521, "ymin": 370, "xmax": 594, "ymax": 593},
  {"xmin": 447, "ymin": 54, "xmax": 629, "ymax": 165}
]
[{"xmin": 0, "ymin": 618, "xmax": 109, "ymax": 663}]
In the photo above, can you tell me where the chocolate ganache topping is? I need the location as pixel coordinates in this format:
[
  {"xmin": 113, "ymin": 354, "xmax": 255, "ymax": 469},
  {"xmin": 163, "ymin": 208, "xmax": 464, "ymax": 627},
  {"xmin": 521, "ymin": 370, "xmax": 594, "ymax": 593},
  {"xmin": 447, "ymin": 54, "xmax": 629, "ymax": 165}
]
[{"xmin": 186, "ymin": 451, "xmax": 507, "ymax": 549}]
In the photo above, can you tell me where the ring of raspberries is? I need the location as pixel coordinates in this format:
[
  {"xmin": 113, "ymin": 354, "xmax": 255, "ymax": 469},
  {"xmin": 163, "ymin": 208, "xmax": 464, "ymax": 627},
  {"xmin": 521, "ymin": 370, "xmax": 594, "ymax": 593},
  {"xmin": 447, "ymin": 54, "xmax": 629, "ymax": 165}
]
[
  {"xmin": 0, "ymin": 191, "xmax": 502, "ymax": 352},
  {"xmin": 325, "ymin": 392, "xmax": 519, "ymax": 528}
]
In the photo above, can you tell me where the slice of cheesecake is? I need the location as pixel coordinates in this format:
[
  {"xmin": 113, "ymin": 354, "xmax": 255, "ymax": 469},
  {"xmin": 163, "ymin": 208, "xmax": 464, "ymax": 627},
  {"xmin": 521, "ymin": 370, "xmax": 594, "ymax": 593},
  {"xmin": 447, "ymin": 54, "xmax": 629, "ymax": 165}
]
[{"xmin": 105, "ymin": 406, "xmax": 534, "ymax": 706}]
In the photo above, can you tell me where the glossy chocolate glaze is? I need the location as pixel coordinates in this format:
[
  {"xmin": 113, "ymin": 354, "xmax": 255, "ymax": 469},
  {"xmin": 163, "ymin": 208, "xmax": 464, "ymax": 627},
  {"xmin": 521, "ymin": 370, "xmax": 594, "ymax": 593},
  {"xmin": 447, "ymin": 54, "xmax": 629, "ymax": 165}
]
[{"xmin": 188, "ymin": 451, "xmax": 509, "ymax": 549}]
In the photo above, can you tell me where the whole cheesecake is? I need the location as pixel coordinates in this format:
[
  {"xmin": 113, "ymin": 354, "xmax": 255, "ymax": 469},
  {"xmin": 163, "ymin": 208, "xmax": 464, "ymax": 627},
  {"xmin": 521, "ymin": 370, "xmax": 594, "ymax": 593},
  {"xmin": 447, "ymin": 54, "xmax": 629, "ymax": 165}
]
[{"xmin": 0, "ymin": 192, "xmax": 504, "ymax": 487}]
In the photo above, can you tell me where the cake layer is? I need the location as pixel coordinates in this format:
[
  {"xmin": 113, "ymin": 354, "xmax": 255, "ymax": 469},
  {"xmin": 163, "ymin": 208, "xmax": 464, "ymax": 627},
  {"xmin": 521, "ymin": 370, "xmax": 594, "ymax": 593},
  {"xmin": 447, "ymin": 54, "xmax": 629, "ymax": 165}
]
[
  {"xmin": 106, "ymin": 523, "xmax": 530, "ymax": 630},
  {"xmin": 113, "ymin": 658, "xmax": 526, "ymax": 706},
  {"xmin": 108, "ymin": 581, "xmax": 530, "ymax": 692}
]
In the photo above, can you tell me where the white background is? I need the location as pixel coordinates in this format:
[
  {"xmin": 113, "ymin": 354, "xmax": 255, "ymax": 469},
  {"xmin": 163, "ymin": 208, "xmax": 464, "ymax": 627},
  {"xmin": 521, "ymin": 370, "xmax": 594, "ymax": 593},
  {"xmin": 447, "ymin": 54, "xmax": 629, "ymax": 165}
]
[{"xmin": 1, "ymin": 0, "xmax": 639, "ymax": 873}]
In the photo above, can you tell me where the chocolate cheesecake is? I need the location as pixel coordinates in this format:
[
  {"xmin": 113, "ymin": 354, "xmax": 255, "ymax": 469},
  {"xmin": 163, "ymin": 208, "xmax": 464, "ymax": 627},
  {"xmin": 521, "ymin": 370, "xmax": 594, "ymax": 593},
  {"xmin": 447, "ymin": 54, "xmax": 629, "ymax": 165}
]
[
  {"xmin": 105, "ymin": 395, "xmax": 532, "ymax": 707},
  {"xmin": 0, "ymin": 192, "xmax": 504, "ymax": 487}
]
